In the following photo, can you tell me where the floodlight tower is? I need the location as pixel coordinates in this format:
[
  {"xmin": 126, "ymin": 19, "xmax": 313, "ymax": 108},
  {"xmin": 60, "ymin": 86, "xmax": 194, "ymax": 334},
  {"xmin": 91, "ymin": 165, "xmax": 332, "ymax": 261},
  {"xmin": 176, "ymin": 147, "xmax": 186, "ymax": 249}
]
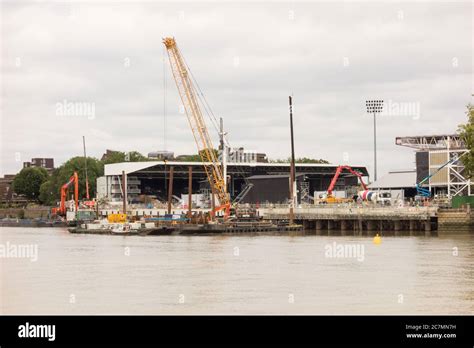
[{"xmin": 366, "ymin": 100, "xmax": 384, "ymax": 182}]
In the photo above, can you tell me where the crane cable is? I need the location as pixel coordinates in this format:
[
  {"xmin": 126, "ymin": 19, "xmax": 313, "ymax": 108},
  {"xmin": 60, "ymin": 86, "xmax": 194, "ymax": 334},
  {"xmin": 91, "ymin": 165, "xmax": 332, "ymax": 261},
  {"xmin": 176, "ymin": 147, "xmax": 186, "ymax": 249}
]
[
  {"xmin": 163, "ymin": 45, "xmax": 167, "ymax": 151},
  {"xmin": 172, "ymin": 43, "xmax": 251, "ymax": 201},
  {"xmin": 180, "ymin": 48, "xmax": 231, "ymax": 148},
  {"xmin": 180, "ymin": 52, "xmax": 252, "ymax": 192}
]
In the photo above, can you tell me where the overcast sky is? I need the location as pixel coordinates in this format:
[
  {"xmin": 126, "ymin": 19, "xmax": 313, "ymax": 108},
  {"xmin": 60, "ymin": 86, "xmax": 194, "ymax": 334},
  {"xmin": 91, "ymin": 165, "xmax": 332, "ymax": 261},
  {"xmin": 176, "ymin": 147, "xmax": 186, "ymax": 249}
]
[{"xmin": 1, "ymin": 1, "xmax": 472, "ymax": 178}]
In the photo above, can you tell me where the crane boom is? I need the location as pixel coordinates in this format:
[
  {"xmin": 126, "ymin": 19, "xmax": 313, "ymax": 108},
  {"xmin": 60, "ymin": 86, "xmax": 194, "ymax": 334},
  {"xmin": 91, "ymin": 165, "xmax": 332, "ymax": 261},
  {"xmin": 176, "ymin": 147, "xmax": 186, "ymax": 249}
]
[
  {"xmin": 163, "ymin": 37, "xmax": 230, "ymax": 217},
  {"xmin": 327, "ymin": 165, "xmax": 367, "ymax": 196},
  {"xmin": 53, "ymin": 171, "xmax": 78, "ymax": 216}
]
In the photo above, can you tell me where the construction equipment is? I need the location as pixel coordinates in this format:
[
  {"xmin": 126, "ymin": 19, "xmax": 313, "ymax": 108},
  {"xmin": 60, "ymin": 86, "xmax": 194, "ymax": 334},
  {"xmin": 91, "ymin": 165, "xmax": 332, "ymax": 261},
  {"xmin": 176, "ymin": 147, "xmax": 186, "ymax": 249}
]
[
  {"xmin": 233, "ymin": 182, "xmax": 254, "ymax": 205},
  {"xmin": 163, "ymin": 37, "xmax": 231, "ymax": 219},
  {"xmin": 107, "ymin": 213, "xmax": 127, "ymax": 223},
  {"xmin": 52, "ymin": 172, "xmax": 79, "ymax": 216},
  {"xmin": 416, "ymin": 152, "xmax": 467, "ymax": 198},
  {"xmin": 82, "ymin": 136, "xmax": 90, "ymax": 200},
  {"xmin": 321, "ymin": 165, "xmax": 368, "ymax": 204}
]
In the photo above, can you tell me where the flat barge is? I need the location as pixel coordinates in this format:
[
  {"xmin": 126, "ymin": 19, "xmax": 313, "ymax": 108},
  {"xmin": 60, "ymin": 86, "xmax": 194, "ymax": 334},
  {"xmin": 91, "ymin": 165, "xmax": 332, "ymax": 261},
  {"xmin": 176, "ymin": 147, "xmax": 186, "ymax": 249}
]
[
  {"xmin": 176, "ymin": 221, "xmax": 302, "ymax": 235},
  {"xmin": 68, "ymin": 226, "xmax": 174, "ymax": 236},
  {"xmin": 68, "ymin": 221, "xmax": 302, "ymax": 236}
]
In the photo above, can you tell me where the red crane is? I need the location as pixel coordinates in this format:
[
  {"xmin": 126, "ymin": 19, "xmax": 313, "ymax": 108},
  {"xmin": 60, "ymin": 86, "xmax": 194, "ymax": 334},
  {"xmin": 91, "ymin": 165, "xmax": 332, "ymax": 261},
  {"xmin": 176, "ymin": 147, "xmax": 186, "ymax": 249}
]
[
  {"xmin": 327, "ymin": 165, "xmax": 367, "ymax": 196},
  {"xmin": 52, "ymin": 172, "xmax": 79, "ymax": 216}
]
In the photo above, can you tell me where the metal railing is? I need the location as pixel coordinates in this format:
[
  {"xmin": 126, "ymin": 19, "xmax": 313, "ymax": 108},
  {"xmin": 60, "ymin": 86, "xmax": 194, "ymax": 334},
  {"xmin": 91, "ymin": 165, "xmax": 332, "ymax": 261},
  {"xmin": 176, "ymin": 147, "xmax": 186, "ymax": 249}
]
[{"xmin": 257, "ymin": 205, "xmax": 438, "ymax": 218}]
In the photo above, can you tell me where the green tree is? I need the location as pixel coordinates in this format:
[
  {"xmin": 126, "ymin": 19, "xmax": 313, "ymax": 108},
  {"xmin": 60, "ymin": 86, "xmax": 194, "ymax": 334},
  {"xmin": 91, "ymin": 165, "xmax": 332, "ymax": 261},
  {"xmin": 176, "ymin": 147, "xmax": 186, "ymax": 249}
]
[
  {"xmin": 102, "ymin": 151, "xmax": 149, "ymax": 164},
  {"xmin": 296, "ymin": 157, "xmax": 330, "ymax": 164},
  {"xmin": 269, "ymin": 157, "xmax": 329, "ymax": 164},
  {"xmin": 458, "ymin": 104, "xmax": 474, "ymax": 178},
  {"xmin": 175, "ymin": 154, "xmax": 201, "ymax": 162},
  {"xmin": 39, "ymin": 179, "xmax": 58, "ymax": 205},
  {"xmin": 40, "ymin": 152, "xmax": 149, "ymax": 205},
  {"xmin": 41, "ymin": 157, "xmax": 104, "ymax": 205},
  {"xmin": 175, "ymin": 149, "xmax": 219, "ymax": 162},
  {"xmin": 54, "ymin": 156, "xmax": 104, "ymax": 200},
  {"xmin": 12, "ymin": 167, "xmax": 49, "ymax": 200}
]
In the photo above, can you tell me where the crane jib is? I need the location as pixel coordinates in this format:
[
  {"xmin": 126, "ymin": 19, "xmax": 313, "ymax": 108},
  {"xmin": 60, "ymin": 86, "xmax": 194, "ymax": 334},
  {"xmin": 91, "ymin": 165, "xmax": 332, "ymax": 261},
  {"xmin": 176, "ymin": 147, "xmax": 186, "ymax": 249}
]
[{"xmin": 163, "ymin": 37, "xmax": 230, "ymax": 217}]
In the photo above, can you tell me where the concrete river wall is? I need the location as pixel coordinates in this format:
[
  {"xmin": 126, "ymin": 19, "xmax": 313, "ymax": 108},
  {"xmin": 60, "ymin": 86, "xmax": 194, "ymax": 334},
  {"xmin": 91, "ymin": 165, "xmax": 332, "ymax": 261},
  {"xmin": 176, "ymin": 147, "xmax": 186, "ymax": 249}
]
[{"xmin": 258, "ymin": 205, "xmax": 441, "ymax": 235}]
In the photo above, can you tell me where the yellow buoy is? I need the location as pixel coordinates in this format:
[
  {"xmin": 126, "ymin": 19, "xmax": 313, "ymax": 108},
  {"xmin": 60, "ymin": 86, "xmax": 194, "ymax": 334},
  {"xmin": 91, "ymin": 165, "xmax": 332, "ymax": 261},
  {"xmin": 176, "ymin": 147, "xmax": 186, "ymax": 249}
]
[{"xmin": 373, "ymin": 233, "xmax": 382, "ymax": 245}]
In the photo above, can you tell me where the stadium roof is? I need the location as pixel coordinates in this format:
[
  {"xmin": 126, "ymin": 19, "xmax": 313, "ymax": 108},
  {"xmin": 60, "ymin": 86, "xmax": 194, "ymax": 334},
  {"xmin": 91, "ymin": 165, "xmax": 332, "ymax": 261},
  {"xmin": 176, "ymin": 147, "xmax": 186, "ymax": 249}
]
[
  {"xmin": 104, "ymin": 161, "xmax": 369, "ymax": 176},
  {"xmin": 369, "ymin": 170, "xmax": 417, "ymax": 189},
  {"xmin": 395, "ymin": 134, "xmax": 464, "ymax": 150}
]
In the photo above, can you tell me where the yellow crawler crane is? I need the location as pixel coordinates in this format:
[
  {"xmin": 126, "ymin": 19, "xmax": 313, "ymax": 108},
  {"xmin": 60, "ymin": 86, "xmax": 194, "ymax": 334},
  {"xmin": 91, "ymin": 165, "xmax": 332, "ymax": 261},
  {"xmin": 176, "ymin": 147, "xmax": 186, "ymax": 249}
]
[{"xmin": 163, "ymin": 37, "xmax": 231, "ymax": 219}]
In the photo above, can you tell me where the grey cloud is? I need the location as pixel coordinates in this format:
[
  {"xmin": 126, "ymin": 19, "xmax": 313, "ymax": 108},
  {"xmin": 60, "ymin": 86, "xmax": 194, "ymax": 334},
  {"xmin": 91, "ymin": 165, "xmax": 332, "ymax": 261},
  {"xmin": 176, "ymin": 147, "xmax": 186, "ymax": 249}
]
[{"xmin": 1, "ymin": 1, "xmax": 472, "ymax": 177}]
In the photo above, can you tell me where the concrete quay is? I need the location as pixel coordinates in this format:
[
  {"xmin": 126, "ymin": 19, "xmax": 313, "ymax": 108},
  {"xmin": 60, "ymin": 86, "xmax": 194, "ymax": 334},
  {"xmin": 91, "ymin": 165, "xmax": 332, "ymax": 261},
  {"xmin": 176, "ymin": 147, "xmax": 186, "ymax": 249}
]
[{"xmin": 258, "ymin": 206, "xmax": 439, "ymax": 236}]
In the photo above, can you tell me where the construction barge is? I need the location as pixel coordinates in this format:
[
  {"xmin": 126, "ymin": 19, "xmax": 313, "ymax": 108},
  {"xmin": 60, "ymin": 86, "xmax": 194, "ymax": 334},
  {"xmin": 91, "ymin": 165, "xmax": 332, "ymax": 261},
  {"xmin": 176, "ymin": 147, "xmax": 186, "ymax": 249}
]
[
  {"xmin": 177, "ymin": 221, "xmax": 302, "ymax": 235},
  {"xmin": 68, "ymin": 219, "xmax": 302, "ymax": 236},
  {"xmin": 68, "ymin": 226, "xmax": 174, "ymax": 236}
]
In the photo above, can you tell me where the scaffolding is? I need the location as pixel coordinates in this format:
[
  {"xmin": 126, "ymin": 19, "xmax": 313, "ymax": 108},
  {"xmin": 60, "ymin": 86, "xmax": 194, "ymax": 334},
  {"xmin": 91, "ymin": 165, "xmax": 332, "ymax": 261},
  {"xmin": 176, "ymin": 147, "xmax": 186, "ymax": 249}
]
[{"xmin": 396, "ymin": 134, "xmax": 472, "ymax": 197}]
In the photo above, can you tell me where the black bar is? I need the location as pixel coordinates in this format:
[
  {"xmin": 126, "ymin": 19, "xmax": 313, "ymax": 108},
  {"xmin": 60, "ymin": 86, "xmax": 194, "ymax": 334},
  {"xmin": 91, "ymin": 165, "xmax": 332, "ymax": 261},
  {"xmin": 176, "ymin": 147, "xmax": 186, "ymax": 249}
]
[{"xmin": 0, "ymin": 315, "xmax": 472, "ymax": 346}]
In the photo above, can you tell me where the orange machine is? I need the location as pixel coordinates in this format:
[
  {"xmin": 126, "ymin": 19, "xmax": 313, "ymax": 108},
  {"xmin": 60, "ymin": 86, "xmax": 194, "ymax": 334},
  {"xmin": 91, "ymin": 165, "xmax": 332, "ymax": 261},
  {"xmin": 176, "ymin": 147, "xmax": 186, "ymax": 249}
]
[
  {"xmin": 52, "ymin": 172, "xmax": 79, "ymax": 216},
  {"xmin": 321, "ymin": 165, "xmax": 368, "ymax": 204}
]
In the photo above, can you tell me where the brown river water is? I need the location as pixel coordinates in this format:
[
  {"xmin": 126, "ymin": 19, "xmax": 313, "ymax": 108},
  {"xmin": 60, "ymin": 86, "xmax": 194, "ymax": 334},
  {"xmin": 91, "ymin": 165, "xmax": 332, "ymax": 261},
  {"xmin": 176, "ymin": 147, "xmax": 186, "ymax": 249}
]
[{"xmin": 1, "ymin": 227, "xmax": 473, "ymax": 314}]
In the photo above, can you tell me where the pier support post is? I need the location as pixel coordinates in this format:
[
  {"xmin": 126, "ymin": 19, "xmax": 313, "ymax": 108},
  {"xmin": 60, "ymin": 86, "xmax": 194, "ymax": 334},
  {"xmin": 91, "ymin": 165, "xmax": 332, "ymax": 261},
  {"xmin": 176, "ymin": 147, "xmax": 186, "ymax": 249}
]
[
  {"xmin": 394, "ymin": 220, "xmax": 401, "ymax": 231},
  {"xmin": 327, "ymin": 220, "xmax": 334, "ymax": 233},
  {"xmin": 409, "ymin": 220, "xmax": 415, "ymax": 236},
  {"xmin": 340, "ymin": 220, "xmax": 348, "ymax": 235},
  {"xmin": 303, "ymin": 220, "xmax": 309, "ymax": 230},
  {"xmin": 316, "ymin": 220, "xmax": 322, "ymax": 231},
  {"xmin": 167, "ymin": 166, "xmax": 174, "ymax": 215},
  {"xmin": 315, "ymin": 220, "xmax": 323, "ymax": 235},
  {"xmin": 210, "ymin": 184, "xmax": 216, "ymax": 220},
  {"xmin": 188, "ymin": 166, "xmax": 192, "ymax": 221},
  {"xmin": 122, "ymin": 170, "xmax": 127, "ymax": 215},
  {"xmin": 358, "ymin": 219, "xmax": 363, "ymax": 236},
  {"xmin": 424, "ymin": 220, "xmax": 431, "ymax": 236},
  {"xmin": 394, "ymin": 220, "xmax": 401, "ymax": 236},
  {"xmin": 367, "ymin": 220, "xmax": 375, "ymax": 234}
]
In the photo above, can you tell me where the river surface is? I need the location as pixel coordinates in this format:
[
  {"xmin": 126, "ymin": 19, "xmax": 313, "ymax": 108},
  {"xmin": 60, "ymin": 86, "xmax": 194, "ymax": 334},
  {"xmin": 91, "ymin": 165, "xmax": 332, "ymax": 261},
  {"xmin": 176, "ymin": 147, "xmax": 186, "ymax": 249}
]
[{"xmin": 1, "ymin": 227, "xmax": 473, "ymax": 314}]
